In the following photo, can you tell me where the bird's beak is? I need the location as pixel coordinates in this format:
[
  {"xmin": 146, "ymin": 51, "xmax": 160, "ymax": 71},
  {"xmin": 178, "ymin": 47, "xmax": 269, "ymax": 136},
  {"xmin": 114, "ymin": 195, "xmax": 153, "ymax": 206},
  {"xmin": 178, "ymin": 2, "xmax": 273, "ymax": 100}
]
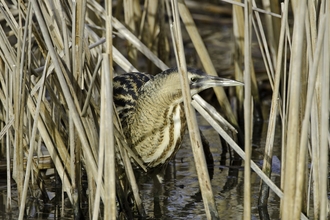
[{"xmin": 191, "ymin": 75, "xmax": 243, "ymax": 91}]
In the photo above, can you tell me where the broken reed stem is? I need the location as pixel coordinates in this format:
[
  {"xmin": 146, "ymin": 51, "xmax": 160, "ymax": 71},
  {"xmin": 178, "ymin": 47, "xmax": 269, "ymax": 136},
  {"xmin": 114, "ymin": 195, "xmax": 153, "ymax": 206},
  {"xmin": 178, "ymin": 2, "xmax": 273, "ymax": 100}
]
[
  {"xmin": 170, "ymin": 0, "xmax": 218, "ymax": 219},
  {"xmin": 243, "ymin": 0, "xmax": 252, "ymax": 218}
]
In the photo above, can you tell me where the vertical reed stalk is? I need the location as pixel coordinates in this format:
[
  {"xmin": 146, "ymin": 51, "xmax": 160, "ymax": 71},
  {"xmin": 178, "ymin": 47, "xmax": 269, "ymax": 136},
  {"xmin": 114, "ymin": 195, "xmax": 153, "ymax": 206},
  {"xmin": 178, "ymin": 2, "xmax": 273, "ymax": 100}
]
[
  {"xmin": 293, "ymin": 14, "xmax": 326, "ymax": 219},
  {"xmin": 258, "ymin": 0, "xmax": 288, "ymax": 207},
  {"xmin": 124, "ymin": 0, "xmax": 137, "ymax": 65},
  {"xmin": 171, "ymin": 0, "xmax": 218, "ymax": 219},
  {"xmin": 243, "ymin": 0, "xmax": 252, "ymax": 218},
  {"xmin": 178, "ymin": 0, "xmax": 239, "ymax": 128},
  {"xmin": 5, "ymin": 69, "xmax": 12, "ymax": 212},
  {"xmin": 260, "ymin": 0, "xmax": 280, "ymax": 64},
  {"xmin": 252, "ymin": 0, "xmax": 275, "ymax": 83},
  {"xmin": 72, "ymin": 1, "xmax": 87, "ymax": 217},
  {"xmin": 319, "ymin": 7, "xmax": 329, "ymax": 218},
  {"xmin": 92, "ymin": 85, "xmax": 105, "ymax": 220},
  {"xmin": 13, "ymin": 13, "xmax": 24, "ymax": 206},
  {"xmin": 104, "ymin": 0, "xmax": 116, "ymax": 218},
  {"xmin": 281, "ymin": 1, "xmax": 306, "ymax": 219}
]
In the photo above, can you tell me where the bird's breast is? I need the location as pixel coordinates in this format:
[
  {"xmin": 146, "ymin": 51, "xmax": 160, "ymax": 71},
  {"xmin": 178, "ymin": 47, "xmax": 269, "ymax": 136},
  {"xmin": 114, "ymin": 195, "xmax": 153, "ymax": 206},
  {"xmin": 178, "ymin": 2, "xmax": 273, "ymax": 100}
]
[{"xmin": 129, "ymin": 103, "xmax": 186, "ymax": 168}]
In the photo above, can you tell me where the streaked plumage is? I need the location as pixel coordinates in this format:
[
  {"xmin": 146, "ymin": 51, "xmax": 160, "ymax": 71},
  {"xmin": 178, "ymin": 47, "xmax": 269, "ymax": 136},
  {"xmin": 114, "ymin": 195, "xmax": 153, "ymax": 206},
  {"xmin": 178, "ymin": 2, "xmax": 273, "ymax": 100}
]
[{"xmin": 113, "ymin": 67, "xmax": 242, "ymax": 170}]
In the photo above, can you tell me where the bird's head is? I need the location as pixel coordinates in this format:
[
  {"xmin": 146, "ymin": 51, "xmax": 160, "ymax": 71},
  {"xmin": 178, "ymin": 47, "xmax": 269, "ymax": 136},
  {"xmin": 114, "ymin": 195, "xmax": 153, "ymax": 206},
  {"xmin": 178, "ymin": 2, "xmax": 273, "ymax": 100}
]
[{"xmin": 157, "ymin": 67, "xmax": 243, "ymax": 96}]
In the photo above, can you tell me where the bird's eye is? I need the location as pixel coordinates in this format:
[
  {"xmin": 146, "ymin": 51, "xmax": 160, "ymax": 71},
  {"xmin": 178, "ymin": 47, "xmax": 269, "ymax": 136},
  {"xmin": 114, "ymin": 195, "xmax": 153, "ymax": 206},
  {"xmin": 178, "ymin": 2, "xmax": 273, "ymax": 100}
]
[{"xmin": 191, "ymin": 77, "xmax": 197, "ymax": 83}]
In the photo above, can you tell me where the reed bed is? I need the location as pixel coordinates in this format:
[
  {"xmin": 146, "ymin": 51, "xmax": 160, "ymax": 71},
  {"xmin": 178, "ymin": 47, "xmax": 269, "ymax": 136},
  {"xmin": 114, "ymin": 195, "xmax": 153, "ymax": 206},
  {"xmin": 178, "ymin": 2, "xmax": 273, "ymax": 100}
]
[{"xmin": 0, "ymin": 0, "xmax": 329, "ymax": 219}]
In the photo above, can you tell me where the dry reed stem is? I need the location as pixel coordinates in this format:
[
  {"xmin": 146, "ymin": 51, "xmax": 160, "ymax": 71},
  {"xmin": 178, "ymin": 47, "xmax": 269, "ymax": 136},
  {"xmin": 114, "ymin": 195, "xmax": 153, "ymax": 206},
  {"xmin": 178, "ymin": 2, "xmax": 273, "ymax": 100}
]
[
  {"xmin": 171, "ymin": 0, "xmax": 218, "ymax": 219},
  {"xmin": 252, "ymin": 0, "xmax": 275, "ymax": 83},
  {"xmin": 192, "ymin": 100, "xmax": 282, "ymax": 194},
  {"xmin": 282, "ymin": 1, "xmax": 306, "ymax": 219},
  {"xmin": 4, "ymin": 64, "xmax": 13, "ymax": 213},
  {"xmin": 233, "ymin": 0, "xmax": 245, "ymax": 118},
  {"xmin": 178, "ymin": 0, "xmax": 240, "ymax": 129},
  {"xmin": 19, "ymin": 58, "xmax": 48, "ymax": 219},
  {"xmin": 260, "ymin": 0, "xmax": 279, "ymax": 64},
  {"xmin": 102, "ymin": 53, "xmax": 116, "ymax": 218},
  {"xmin": 258, "ymin": 0, "xmax": 288, "ymax": 206},
  {"xmin": 104, "ymin": 0, "xmax": 116, "ymax": 218},
  {"xmin": 233, "ymin": 0, "xmax": 261, "ymax": 122},
  {"xmin": 221, "ymin": 0, "xmax": 281, "ymax": 17},
  {"xmin": 293, "ymin": 14, "xmax": 326, "ymax": 219},
  {"xmin": 137, "ymin": 0, "xmax": 148, "ymax": 40},
  {"xmin": 113, "ymin": 46, "xmax": 139, "ymax": 72},
  {"xmin": 124, "ymin": 0, "xmax": 137, "ymax": 65},
  {"xmin": 192, "ymin": 99, "xmax": 309, "ymax": 220},
  {"xmin": 27, "ymin": 90, "xmax": 74, "ymax": 201},
  {"xmin": 31, "ymin": 0, "xmax": 105, "ymax": 202},
  {"xmin": 146, "ymin": 0, "xmax": 158, "ymax": 42},
  {"xmin": 252, "ymin": 18, "xmax": 273, "ymax": 88},
  {"xmin": 243, "ymin": 0, "xmax": 252, "ymax": 218},
  {"xmin": 193, "ymin": 95, "xmax": 237, "ymax": 133},
  {"xmin": 319, "ymin": 5, "xmax": 329, "ymax": 218},
  {"xmin": 14, "ymin": 3, "xmax": 25, "ymax": 204},
  {"xmin": 0, "ymin": 0, "xmax": 327, "ymax": 219},
  {"xmin": 112, "ymin": 17, "xmax": 168, "ymax": 70},
  {"xmin": 92, "ymin": 62, "xmax": 106, "ymax": 220},
  {"xmin": 311, "ymin": 100, "xmax": 320, "ymax": 218},
  {"xmin": 280, "ymin": 7, "xmax": 290, "ymax": 214}
]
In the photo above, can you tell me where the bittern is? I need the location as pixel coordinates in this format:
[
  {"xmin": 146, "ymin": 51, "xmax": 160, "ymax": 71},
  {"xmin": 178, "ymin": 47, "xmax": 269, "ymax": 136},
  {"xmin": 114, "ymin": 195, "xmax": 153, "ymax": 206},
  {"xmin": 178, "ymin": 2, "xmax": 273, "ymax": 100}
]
[{"xmin": 113, "ymin": 67, "xmax": 242, "ymax": 170}]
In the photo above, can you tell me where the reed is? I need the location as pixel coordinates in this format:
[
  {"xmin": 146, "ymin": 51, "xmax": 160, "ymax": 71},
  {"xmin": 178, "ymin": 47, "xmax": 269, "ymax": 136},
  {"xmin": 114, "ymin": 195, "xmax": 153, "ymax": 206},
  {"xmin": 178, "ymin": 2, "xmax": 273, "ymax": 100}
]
[
  {"xmin": 171, "ymin": 0, "xmax": 218, "ymax": 219},
  {"xmin": 0, "ymin": 0, "xmax": 329, "ymax": 219}
]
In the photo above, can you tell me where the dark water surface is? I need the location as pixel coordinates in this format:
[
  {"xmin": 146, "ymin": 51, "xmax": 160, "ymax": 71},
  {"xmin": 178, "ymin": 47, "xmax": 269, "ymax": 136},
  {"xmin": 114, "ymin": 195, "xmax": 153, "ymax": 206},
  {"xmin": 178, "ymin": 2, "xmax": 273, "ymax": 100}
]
[
  {"xmin": 0, "ymin": 112, "xmax": 282, "ymax": 219},
  {"xmin": 136, "ymin": 112, "xmax": 282, "ymax": 219}
]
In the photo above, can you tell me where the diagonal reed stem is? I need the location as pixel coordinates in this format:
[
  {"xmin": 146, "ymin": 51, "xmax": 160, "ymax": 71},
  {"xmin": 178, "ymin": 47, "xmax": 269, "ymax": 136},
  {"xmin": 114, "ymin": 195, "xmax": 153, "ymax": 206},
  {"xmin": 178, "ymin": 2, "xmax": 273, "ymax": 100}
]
[{"xmin": 170, "ymin": 0, "xmax": 218, "ymax": 219}]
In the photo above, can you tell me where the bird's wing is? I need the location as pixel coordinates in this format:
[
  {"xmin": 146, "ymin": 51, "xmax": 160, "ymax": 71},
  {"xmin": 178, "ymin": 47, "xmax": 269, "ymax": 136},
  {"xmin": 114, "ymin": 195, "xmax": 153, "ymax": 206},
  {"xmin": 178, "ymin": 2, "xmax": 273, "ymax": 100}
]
[{"xmin": 113, "ymin": 72, "xmax": 153, "ymax": 119}]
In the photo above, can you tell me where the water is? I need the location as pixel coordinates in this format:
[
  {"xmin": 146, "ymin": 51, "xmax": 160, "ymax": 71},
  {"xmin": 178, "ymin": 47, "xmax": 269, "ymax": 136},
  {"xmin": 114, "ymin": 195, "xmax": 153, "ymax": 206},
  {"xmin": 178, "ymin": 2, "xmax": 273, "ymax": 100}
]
[
  {"xmin": 135, "ymin": 112, "xmax": 282, "ymax": 219},
  {"xmin": 0, "ymin": 112, "xmax": 283, "ymax": 219}
]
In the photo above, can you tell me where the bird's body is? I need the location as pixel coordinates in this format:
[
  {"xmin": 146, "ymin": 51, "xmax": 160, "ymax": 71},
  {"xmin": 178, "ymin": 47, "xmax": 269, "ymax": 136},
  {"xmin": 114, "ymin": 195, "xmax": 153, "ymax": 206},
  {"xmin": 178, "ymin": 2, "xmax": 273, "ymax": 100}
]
[{"xmin": 113, "ymin": 68, "xmax": 242, "ymax": 170}]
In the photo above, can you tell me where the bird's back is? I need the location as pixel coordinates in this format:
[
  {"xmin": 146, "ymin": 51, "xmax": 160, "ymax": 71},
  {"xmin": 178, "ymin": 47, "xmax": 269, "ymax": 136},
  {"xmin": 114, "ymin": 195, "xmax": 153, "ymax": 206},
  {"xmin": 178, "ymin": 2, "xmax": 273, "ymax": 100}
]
[{"xmin": 113, "ymin": 72, "xmax": 153, "ymax": 123}]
